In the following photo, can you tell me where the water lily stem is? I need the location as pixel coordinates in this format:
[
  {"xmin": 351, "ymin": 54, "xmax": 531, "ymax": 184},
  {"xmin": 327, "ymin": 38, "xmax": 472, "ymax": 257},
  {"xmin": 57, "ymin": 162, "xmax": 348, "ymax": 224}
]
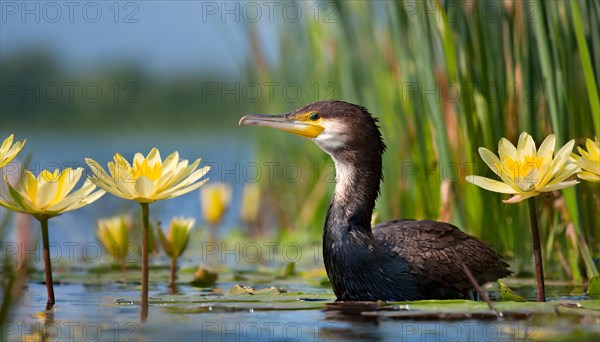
[
  {"xmin": 169, "ymin": 257, "xmax": 177, "ymax": 287},
  {"xmin": 40, "ymin": 218, "xmax": 55, "ymax": 310},
  {"xmin": 140, "ymin": 203, "xmax": 150, "ymax": 321},
  {"xmin": 528, "ymin": 197, "xmax": 546, "ymax": 302}
]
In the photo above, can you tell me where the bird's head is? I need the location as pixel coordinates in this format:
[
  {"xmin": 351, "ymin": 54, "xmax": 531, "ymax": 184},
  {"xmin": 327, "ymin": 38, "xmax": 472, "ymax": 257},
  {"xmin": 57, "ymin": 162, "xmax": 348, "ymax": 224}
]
[{"xmin": 239, "ymin": 100, "xmax": 385, "ymax": 156}]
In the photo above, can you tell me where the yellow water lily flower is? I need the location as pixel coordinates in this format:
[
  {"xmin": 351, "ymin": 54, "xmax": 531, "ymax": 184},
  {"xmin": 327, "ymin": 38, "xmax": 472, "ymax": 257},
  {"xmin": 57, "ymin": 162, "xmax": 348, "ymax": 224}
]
[
  {"xmin": 85, "ymin": 148, "xmax": 210, "ymax": 203},
  {"xmin": 0, "ymin": 167, "xmax": 105, "ymax": 218},
  {"xmin": 466, "ymin": 132, "xmax": 579, "ymax": 203},
  {"xmin": 0, "ymin": 134, "xmax": 26, "ymax": 168},
  {"xmin": 159, "ymin": 216, "xmax": 195, "ymax": 259},
  {"xmin": 573, "ymin": 138, "xmax": 600, "ymax": 182},
  {"xmin": 0, "ymin": 166, "xmax": 105, "ymax": 310},
  {"xmin": 239, "ymin": 183, "xmax": 260, "ymax": 224},
  {"xmin": 159, "ymin": 216, "xmax": 195, "ymax": 286},
  {"xmin": 200, "ymin": 182, "xmax": 232, "ymax": 226},
  {"xmin": 86, "ymin": 148, "xmax": 209, "ymax": 320},
  {"xmin": 96, "ymin": 214, "xmax": 132, "ymax": 268}
]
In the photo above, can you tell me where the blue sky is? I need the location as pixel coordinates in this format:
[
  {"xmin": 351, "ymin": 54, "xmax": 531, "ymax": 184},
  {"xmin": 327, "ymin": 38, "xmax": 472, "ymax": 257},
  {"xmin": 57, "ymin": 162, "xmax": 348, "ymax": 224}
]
[{"xmin": 1, "ymin": 1, "xmax": 278, "ymax": 77}]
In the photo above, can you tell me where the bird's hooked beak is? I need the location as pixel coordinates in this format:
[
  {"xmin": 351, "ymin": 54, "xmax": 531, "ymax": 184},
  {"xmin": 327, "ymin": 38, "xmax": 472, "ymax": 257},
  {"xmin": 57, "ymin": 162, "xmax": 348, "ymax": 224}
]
[{"xmin": 239, "ymin": 113, "xmax": 325, "ymax": 138}]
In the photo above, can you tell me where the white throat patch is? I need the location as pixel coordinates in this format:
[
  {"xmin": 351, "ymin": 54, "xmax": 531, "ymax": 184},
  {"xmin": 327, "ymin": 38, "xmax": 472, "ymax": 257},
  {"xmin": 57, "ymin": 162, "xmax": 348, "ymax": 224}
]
[
  {"xmin": 332, "ymin": 157, "xmax": 355, "ymax": 200},
  {"xmin": 312, "ymin": 119, "xmax": 349, "ymax": 154}
]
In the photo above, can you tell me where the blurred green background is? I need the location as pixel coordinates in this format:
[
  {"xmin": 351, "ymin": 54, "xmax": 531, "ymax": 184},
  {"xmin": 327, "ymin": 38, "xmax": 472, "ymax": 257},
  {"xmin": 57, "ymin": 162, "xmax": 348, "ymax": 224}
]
[
  {"xmin": 246, "ymin": 0, "xmax": 600, "ymax": 282},
  {"xmin": 1, "ymin": 0, "xmax": 599, "ymax": 283}
]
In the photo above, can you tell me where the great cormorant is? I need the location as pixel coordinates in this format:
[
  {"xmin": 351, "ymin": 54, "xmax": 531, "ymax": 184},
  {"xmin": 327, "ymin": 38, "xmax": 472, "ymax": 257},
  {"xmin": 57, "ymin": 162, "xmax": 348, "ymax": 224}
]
[{"xmin": 240, "ymin": 100, "xmax": 511, "ymax": 301}]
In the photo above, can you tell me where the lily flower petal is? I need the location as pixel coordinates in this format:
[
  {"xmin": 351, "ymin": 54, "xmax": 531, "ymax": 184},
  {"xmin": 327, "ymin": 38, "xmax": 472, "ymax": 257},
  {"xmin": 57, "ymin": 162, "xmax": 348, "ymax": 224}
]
[
  {"xmin": 85, "ymin": 149, "xmax": 209, "ymax": 204},
  {"xmin": 498, "ymin": 138, "xmax": 517, "ymax": 161},
  {"xmin": 578, "ymin": 170, "xmax": 600, "ymax": 182},
  {"xmin": 0, "ymin": 134, "xmax": 26, "ymax": 168},
  {"xmin": 502, "ymin": 192, "xmax": 539, "ymax": 204},
  {"xmin": 574, "ymin": 138, "xmax": 600, "ymax": 182},
  {"xmin": 517, "ymin": 132, "xmax": 536, "ymax": 161},
  {"xmin": 0, "ymin": 168, "xmax": 102, "ymax": 218},
  {"xmin": 537, "ymin": 180, "xmax": 580, "ymax": 192},
  {"xmin": 465, "ymin": 175, "xmax": 517, "ymax": 194},
  {"xmin": 160, "ymin": 178, "xmax": 209, "ymax": 200},
  {"xmin": 478, "ymin": 147, "xmax": 503, "ymax": 176},
  {"xmin": 134, "ymin": 176, "xmax": 156, "ymax": 202},
  {"xmin": 537, "ymin": 134, "xmax": 555, "ymax": 161}
]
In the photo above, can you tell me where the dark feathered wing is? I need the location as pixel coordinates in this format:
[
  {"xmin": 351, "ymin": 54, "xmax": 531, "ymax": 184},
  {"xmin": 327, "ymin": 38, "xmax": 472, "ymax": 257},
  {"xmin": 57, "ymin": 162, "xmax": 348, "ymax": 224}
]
[{"xmin": 373, "ymin": 219, "xmax": 511, "ymax": 290}]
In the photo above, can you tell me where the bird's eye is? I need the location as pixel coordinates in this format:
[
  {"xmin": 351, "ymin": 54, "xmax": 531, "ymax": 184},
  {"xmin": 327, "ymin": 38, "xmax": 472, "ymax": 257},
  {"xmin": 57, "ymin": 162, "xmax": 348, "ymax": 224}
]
[{"xmin": 309, "ymin": 113, "xmax": 320, "ymax": 121}]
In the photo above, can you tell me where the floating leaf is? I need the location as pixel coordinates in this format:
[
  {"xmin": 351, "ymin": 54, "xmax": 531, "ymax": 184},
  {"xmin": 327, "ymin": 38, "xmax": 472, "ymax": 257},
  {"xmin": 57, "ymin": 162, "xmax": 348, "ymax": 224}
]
[
  {"xmin": 229, "ymin": 284, "xmax": 253, "ymax": 295},
  {"xmin": 498, "ymin": 280, "xmax": 526, "ymax": 302},
  {"xmin": 253, "ymin": 287, "xmax": 283, "ymax": 295},
  {"xmin": 190, "ymin": 266, "xmax": 218, "ymax": 287},
  {"xmin": 587, "ymin": 276, "xmax": 600, "ymax": 298},
  {"xmin": 228, "ymin": 285, "xmax": 283, "ymax": 295}
]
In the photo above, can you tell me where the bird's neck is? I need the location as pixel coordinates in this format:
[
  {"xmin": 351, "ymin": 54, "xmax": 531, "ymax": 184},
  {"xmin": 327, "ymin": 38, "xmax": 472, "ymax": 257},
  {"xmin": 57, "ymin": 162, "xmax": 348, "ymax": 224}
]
[
  {"xmin": 322, "ymin": 149, "xmax": 384, "ymax": 299},
  {"xmin": 325, "ymin": 149, "xmax": 382, "ymax": 237}
]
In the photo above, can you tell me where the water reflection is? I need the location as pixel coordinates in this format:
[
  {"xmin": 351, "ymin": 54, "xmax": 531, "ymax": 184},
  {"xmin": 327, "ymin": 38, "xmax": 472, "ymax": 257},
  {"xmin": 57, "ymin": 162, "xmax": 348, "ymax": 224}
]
[
  {"xmin": 7, "ymin": 282, "xmax": 598, "ymax": 341},
  {"xmin": 323, "ymin": 302, "xmax": 384, "ymax": 340},
  {"xmin": 167, "ymin": 284, "xmax": 183, "ymax": 296}
]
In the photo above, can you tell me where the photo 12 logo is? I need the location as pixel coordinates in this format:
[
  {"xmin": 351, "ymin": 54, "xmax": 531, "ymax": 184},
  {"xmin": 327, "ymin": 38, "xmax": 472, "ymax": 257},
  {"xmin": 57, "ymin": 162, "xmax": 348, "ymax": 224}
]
[
  {"xmin": 200, "ymin": 1, "xmax": 338, "ymax": 24},
  {"xmin": 3, "ymin": 321, "xmax": 139, "ymax": 341},
  {"xmin": 1, "ymin": 1, "xmax": 140, "ymax": 23},
  {"xmin": 201, "ymin": 82, "xmax": 339, "ymax": 104},
  {"xmin": 1, "ymin": 81, "xmax": 139, "ymax": 104}
]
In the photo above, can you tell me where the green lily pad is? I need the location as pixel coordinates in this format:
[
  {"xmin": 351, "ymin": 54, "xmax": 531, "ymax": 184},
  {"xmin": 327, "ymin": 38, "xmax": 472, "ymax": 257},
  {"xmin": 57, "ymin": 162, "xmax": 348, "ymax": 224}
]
[
  {"xmin": 228, "ymin": 284, "xmax": 283, "ymax": 295},
  {"xmin": 377, "ymin": 299, "xmax": 600, "ymax": 318},
  {"xmin": 498, "ymin": 280, "xmax": 526, "ymax": 301},
  {"xmin": 157, "ymin": 290, "xmax": 334, "ymax": 313},
  {"xmin": 189, "ymin": 267, "xmax": 218, "ymax": 287},
  {"xmin": 228, "ymin": 284, "xmax": 253, "ymax": 295}
]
